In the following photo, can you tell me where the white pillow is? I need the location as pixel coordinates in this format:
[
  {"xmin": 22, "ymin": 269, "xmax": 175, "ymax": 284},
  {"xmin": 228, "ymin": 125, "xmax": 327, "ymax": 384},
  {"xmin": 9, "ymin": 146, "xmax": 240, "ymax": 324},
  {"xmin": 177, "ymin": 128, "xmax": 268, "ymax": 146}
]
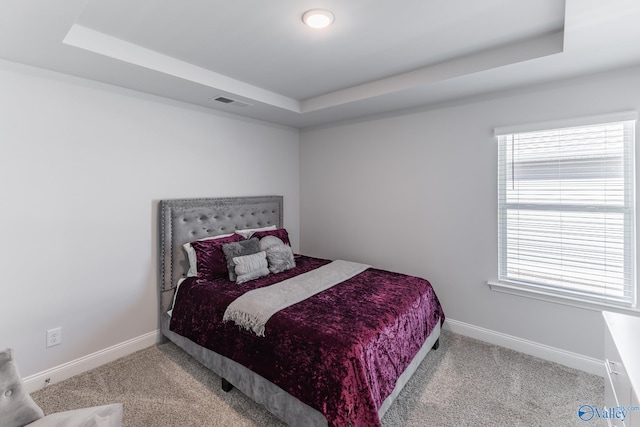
[
  {"xmin": 235, "ymin": 225, "xmax": 277, "ymax": 239},
  {"xmin": 183, "ymin": 233, "xmax": 235, "ymax": 277},
  {"xmin": 233, "ymin": 251, "xmax": 270, "ymax": 284},
  {"xmin": 168, "ymin": 278, "xmax": 186, "ymax": 316}
]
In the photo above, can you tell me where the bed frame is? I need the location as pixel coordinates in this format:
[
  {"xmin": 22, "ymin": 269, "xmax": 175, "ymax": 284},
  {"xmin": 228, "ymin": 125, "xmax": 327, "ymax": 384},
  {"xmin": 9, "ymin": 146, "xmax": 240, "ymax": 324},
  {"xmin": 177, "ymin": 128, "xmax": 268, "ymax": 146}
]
[{"xmin": 158, "ymin": 196, "xmax": 441, "ymax": 426}]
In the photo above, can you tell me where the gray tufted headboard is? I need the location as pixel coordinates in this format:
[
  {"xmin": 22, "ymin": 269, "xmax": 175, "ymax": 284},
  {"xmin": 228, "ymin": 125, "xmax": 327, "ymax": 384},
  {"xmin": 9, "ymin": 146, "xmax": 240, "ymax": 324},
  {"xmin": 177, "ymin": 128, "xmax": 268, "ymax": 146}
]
[{"xmin": 158, "ymin": 196, "xmax": 283, "ymax": 313}]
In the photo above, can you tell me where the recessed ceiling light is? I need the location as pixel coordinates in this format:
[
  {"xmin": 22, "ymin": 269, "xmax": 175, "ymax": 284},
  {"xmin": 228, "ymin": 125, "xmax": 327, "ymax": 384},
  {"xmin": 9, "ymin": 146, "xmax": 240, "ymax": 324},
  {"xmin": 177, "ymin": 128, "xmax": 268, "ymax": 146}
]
[{"xmin": 302, "ymin": 9, "xmax": 335, "ymax": 29}]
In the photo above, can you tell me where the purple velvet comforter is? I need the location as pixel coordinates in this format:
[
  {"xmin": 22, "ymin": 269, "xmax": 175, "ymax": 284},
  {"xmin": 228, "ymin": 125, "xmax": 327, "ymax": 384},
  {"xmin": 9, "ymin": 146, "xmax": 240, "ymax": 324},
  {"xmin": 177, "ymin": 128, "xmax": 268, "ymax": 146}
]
[{"xmin": 170, "ymin": 256, "xmax": 444, "ymax": 427}]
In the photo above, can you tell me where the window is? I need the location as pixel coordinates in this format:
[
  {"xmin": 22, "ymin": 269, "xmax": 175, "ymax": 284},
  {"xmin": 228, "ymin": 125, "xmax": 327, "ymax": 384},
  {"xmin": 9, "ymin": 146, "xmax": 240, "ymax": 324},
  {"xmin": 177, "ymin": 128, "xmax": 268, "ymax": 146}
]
[{"xmin": 495, "ymin": 112, "xmax": 637, "ymax": 307}]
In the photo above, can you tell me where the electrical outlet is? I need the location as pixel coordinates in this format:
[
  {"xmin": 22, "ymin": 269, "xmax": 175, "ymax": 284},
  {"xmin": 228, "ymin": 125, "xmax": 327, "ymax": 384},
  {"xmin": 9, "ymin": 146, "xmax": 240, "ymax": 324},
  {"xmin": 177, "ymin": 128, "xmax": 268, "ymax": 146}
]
[{"xmin": 46, "ymin": 327, "xmax": 62, "ymax": 348}]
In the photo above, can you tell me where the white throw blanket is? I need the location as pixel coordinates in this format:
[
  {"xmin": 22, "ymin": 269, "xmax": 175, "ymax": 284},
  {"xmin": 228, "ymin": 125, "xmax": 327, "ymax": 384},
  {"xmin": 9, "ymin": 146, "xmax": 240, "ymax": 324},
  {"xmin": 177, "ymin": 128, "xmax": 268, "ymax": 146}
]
[{"xmin": 223, "ymin": 260, "xmax": 370, "ymax": 336}]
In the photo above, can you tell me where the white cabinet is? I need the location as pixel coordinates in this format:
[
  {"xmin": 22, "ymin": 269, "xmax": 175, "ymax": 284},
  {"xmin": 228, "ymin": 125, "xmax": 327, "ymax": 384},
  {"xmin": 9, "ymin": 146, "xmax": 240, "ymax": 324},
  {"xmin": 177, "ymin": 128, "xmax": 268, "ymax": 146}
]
[{"xmin": 604, "ymin": 311, "xmax": 640, "ymax": 427}]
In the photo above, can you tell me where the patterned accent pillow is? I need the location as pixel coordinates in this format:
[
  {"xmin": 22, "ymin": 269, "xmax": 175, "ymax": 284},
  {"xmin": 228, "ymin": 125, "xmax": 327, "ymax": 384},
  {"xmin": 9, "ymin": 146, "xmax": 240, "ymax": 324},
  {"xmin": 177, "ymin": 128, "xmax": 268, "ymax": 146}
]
[
  {"xmin": 266, "ymin": 244, "xmax": 296, "ymax": 274},
  {"xmin": 222, "ymin": 238, "xmax": 260, "ymax": 281},
  {"xmin": 252, "ymin": 228, "xmax": 291, "ymax": 246},
  {"xmin": 233, "ymin": 251, "xmax": 270, "ymax": 284},
  {"xmin": 187, "ymin": 234, "xmax": 244, "ymax": 281}
]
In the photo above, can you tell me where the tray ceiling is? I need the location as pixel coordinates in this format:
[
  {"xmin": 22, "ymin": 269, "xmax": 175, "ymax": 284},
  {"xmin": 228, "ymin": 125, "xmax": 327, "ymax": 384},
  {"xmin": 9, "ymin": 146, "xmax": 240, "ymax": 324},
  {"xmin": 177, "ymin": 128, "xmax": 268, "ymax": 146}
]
[{"xmin": 1, "ymin": 0, "xmax": 639, "ymax": 128}]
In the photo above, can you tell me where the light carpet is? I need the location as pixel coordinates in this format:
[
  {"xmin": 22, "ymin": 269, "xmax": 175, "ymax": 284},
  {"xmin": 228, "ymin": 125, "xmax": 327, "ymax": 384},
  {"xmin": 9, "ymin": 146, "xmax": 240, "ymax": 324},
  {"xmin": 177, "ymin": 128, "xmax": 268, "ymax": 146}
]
[{"xmin": 31, "ymin": 331, "xmax": 605, "ymax": 426}]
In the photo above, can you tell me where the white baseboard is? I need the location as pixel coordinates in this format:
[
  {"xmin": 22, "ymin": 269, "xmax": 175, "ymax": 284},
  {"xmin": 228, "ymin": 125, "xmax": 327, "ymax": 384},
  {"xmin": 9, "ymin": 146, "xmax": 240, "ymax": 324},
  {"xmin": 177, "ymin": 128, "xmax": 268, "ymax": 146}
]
[
  {"xmin": 22, "ymin": 321, "xmax": 604, "ymax": 394},
  {"xmin": 23, "ymin": 330, "xmax": 160, "ymax": 393},
  {"xmin": 443, "ymin": 318, "xmax": 605, "ymax": 377}
]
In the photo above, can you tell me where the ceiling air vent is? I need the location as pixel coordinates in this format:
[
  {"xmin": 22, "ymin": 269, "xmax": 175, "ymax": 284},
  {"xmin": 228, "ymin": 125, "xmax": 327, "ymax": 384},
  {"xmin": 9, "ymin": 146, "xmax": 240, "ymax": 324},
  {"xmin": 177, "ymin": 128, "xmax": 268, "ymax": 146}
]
[{"xmin": 210, "ymin": 96, "xmax": 251, "ymax": 108}]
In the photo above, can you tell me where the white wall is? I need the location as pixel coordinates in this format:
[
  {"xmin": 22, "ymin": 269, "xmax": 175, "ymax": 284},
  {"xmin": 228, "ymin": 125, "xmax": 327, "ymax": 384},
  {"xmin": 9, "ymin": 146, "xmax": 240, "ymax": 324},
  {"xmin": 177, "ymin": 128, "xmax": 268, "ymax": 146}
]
[
  {"xmin": 300, "ymin": 65, "xmax": 640, "ymax": 362},
  {"xmin": 0, "ymin": 60, "xmax": 299, "ymax": 378},
  {"xmin": 3, "ymin": 54, "xmax": 638, "ymax": 382}
]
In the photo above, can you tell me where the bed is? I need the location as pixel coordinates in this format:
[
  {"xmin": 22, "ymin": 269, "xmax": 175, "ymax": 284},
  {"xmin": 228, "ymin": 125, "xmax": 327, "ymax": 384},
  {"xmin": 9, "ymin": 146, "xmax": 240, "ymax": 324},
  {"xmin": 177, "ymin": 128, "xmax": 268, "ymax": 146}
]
[{"xmin": 158, "ymin": 196, "xmax": 444, "ymax": 426}]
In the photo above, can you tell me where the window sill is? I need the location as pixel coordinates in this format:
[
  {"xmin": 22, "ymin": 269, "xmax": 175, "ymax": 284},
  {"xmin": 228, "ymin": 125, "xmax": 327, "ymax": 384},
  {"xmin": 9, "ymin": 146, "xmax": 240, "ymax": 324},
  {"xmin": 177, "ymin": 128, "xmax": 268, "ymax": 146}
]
[{"xmin": 487, "ymin": 280, "xmax": 639, "ymax": 315}]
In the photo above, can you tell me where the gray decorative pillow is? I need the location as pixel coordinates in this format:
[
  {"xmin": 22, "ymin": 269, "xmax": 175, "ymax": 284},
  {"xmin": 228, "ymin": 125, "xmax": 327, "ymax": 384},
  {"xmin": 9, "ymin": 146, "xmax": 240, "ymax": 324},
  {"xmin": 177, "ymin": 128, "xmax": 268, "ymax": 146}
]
[
  {"xmin": 266, "ymin": 244, "xmax": 296, "ymax": 274},
  {"xmin": 0, "ymin": 348, "xmax": 44, "ymax": 427},
  {"xmin": 233, "ymin": 251, "xmax": 269, "ymax": 284},
  {"xmin": 258, "ymin": 235, "xmax": 285, "ymax": 252},
  {"xmin": 222, "ymin": 238, "xmax": 259, "ymax": 281}
]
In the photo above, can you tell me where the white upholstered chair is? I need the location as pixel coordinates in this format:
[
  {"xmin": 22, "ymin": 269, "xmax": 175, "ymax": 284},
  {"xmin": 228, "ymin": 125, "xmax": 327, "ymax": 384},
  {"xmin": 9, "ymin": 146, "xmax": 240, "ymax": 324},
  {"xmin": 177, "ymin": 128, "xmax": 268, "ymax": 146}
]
[{"xmin": 0, "ymin": 348, "xmax": 122, "ymax": 427}]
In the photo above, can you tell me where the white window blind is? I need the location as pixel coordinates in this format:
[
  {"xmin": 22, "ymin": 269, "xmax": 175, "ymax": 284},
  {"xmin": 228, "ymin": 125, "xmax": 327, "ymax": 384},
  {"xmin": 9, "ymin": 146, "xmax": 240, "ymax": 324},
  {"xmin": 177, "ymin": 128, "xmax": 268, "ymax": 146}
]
[{"xmin": 496, "ymin": 113, "xmax": 636, "ymax": 306}]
